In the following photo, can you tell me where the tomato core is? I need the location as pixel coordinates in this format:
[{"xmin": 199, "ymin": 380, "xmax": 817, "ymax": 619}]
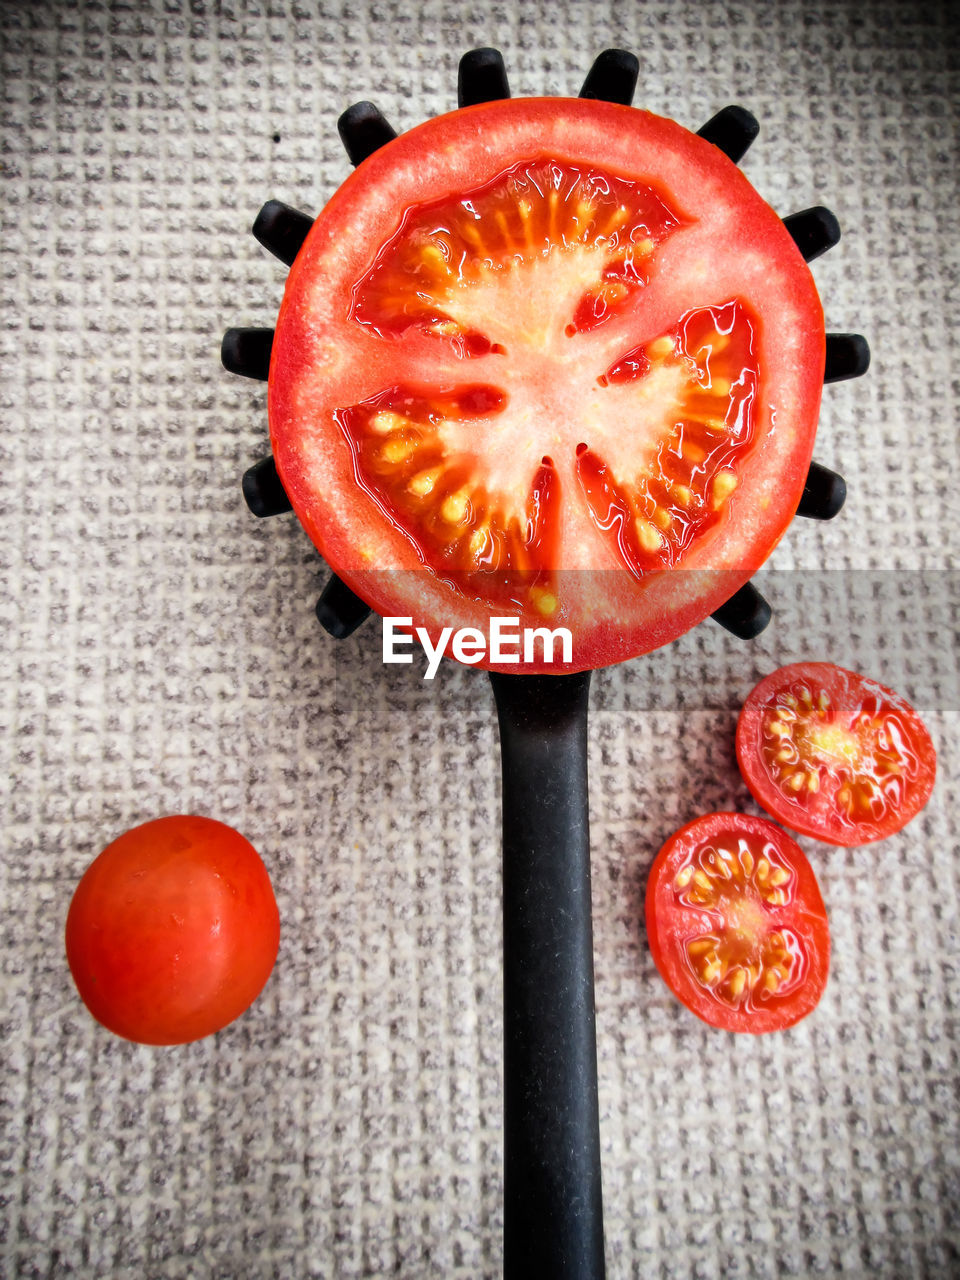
[
  {"xmin": 337, "ymin": 160, "xmax": 761, "ymax": 617},
  {"xmin": 674, "ymin": 831, "xmax": 802, "ymax": 1011}
]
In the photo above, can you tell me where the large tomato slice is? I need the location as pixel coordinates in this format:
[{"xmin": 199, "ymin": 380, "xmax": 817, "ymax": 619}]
[
  {"xmin": 645, "ymin": 812, "xmax": 830, "ymax": 1034},
  {"xmin": 269, "ymin": 98, "xmax": 825, "ymax": 672},
  {"xmin": 736, "ymin": 662, "xmax": 937, "ymax": 846}
]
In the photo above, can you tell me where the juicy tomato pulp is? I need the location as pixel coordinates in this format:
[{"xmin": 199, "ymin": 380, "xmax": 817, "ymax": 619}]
[
  {"xmin": 270, "ymin": 100, "xmax": 825, "ymax": 671},
  {"xmin": 645, "ymin": 812, "xmax": 830, "ymax": 1033},
  {"xmin": 737, "ymin": 663, "xmax": 936, "ymax": 846}
]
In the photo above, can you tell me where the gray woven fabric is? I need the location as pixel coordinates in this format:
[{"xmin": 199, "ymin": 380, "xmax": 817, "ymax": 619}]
[{"xmin": 2, "ymin": 0, "xmax": 959, "ymax": 1275}]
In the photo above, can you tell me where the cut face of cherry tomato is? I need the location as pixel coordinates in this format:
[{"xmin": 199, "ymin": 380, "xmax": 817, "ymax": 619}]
[
  {"xmin": 65, "ymin": 816, "xmax": 280, "ymax": 1045},
  {"xmin": 645, "ymin": 812, "xmax": 829, "ymax": 1034},
  {"xmin": 737, "ymin": 662, "xmax": 936, "ymax": 846},
  {"xmin": 270, "ymin": 98, "xmax": 825, "ymax": 672}
]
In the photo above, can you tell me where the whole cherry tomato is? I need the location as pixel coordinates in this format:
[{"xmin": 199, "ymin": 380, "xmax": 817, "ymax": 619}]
[{"xmin": 66, "ymin": 815, "xmax": 280, "ymax": 1045}]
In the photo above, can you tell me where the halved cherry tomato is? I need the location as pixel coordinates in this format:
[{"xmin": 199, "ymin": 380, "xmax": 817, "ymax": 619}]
[
  {"xmin": 269, "ymin": 98, "xmax": 825, "ymax": 672},
  {"xmin": 65, "ymin": 816, "xmax": 280, "ymax": 1045},
  {"xmin": 645, "ymin": 811, "xmax": 829, "ymax": 1033},
  {"xmin": 736, "ymin": 662, "xmax": 936, "ymax": 846}
]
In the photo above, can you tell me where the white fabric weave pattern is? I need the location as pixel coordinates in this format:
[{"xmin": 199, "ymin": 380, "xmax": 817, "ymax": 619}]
[{"xmin": 1, "ymin": 1, "xmax": 958, "ymax": 1275}]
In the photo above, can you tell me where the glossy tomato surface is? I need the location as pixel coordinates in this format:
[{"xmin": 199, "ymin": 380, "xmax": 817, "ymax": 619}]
[
  {"xmin": 65, "ymin": 816, "xmax": 280, "ymax": 1045},
  {"xmin": 737, "ymin": 662, "xmax": 936, "ymax": 846},
  {"xmin": 270, "ymin": 98, "xmax": 825, "ymax": 672},
  {"xmin": 645, "ymin": 812, "xmax": 830, "ymax": 1033}
]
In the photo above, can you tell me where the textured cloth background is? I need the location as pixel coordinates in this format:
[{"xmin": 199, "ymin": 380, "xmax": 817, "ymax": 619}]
[{"xmin": 2, "ymin": 0, "xmax": 959, "ymax": 1275}]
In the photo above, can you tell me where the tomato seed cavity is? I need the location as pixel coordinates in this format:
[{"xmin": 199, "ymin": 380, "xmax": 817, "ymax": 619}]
[
  {"xmin": 674, "ymin": 840, "xmax": 800, "ymax": 1008},
  {"xmin": 339, "ymin": 161, "xmax": 759, "ymax": 608}
]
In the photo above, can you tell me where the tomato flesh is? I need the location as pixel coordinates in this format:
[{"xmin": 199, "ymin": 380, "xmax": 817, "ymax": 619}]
[
  {"xmin": 645, "ymin": 812, "xmax": 829, "ymax": 1033},
  {"xmin": 737, "ymin": 663, "xmax": 936, "ymax": 845},
  {"xmin": 269, "ymin": 99, "xmax": 825, "ymax": 671},
  {"xmin": 576, "ymin": 301, "xmax": 757, "ymax": 575},
  {"xmin": 351, "ymin": 159, "xmax": 682, "ymax": 348}
]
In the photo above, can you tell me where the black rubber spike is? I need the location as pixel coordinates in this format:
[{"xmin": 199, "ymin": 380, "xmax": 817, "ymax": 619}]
[
  {"xmin": 252, "ymin": 200, "xmax": 314, "ymax": 268},
  {"xmin": 824, "ymin": 333, "xmax": 871, "ymax": 383},
  {"xmin": 783, "ymin": 206, "xmax": 841, "ymax": 262},
  {"xmin": 241, "ymin": 456, "xmax": 292, "ymax": 518},
  {"xmin": 579, "ymin": 48, "xmax": 639, "ymax": 105},
  {"xmin": 316, "ymin": 575, "xmax": 372, "ymax": 639},
  {"xmin": 711, "ymin": 582, "xmax": 772, "ymax": 639},
  {"xmin": 338, "ymin": 102, "xmax": 398, "ymax": 167},
  {"xmin": 221, "ymin": 328, "xmax": 273, "ymax": 381},
  {"xmin": 796, "ymin": 461, "xmax": 846, "ymax": 520},
  {"xmin": 696, "ymin": 105, "xmax": 760, "ymax": 163},
  {"xmin": 458, "ymin": 47, "xmax": 510, "ymax": 107}
]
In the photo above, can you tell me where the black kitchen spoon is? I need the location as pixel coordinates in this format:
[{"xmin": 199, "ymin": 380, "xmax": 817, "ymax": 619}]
[{"xmin": 222, "ymin": 46, "xmax": 868, "ymax": 1278}]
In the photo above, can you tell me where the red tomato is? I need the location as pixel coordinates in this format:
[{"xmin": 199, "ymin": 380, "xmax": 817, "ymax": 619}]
[
  {"xmin": 645, "ymin": 812, "xmax": 829, "ymax": 1033},
  {"xmin": 736, "ymin": 662, "xmax": 936, "ymax": 846},
  {"xmin": 65, "ymin": 816, "xmax": 280, "ymax": 1045},
  {"xmin": 269, "ymin": 98, "xmax": 825, "ymax": 672}
]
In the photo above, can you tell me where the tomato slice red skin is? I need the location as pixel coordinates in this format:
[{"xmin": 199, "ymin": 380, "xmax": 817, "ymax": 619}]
[
  {"xmin": 65, "ymin": 816, "xmax": 281, "ymax": 1046},
  {"xmin": 269, "ymin": 98, "xmax": 826, "ymax": 673},
  {"xmin": 736, "ymin": 662, "xmax": 937, "ymax": 846},
  {"xmin": 645, "ymin": 811, "xmax": 830, "ymax": 1034}
]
